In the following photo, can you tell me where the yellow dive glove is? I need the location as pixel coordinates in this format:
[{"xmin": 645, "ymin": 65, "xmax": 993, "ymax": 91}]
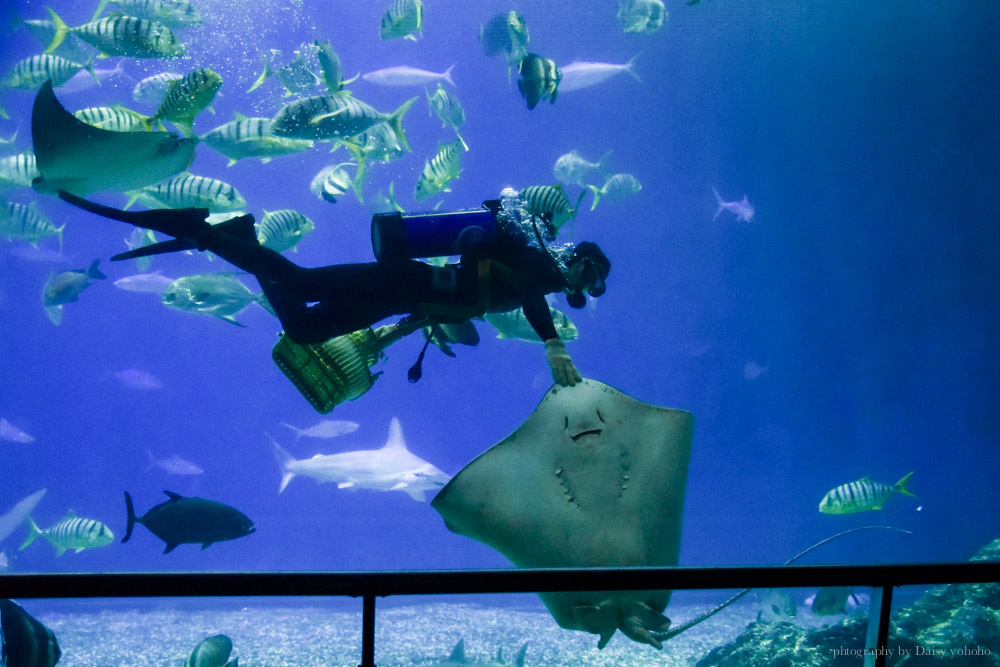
[{"xmin": 544, "ymin": 338, "xmax": 582, "ymax": 387}]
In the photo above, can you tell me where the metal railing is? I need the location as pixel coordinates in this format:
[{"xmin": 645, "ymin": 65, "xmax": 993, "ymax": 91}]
[{"xmin": 2, "ymin": 562, "xmax": 998, "ymax": 667}]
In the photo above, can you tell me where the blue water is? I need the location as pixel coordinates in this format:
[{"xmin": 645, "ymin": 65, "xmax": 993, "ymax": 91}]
[{"xmin": 1, "ymin": 0, "xmax": 998, "ymax": 585}]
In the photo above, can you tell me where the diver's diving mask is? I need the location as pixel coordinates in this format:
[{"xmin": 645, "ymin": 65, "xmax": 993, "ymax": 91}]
[{"xmin": 565, "ymin": 256, "xmax": 608, "ymax": 308}]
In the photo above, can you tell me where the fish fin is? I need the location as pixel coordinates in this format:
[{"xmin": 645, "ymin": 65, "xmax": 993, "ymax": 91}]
[
  {"xmin": 19, "ymin": 516, "xmax": 41, "ymax": 550},
  {"xmin": 895, "ymin": 472, "xmax": 916, "ymax": 497},
  {"xmin": 45, "ymin": 304, "xmax": 63, "ymax": 325},
  {"xmin": 246, "ymin": 55, "xmax": 271, "ymax": 93},
  {"xmin": 309, "ymin": 108, "xmax": 348, "ymax": 124},
  {"xmin": 270, "ymin": 433, "xmax": 296, "ymax": 493},
  {"xmin": 87, "ymin": 258, "xmax": 106, "ymax": 280},
  {"xmin": 624, "ymin": 52, "xmax": 643, "ymax": 82},
  {"xmin": 221, "ymin": 314, "xmax": 246, "ymax": 327},
  {"xmin": 90, "ymin": 0, "xmax": 110, "ymax": 21},
  {"xmin": 597, "ymin": 150, "xmax": 614, "ymax": 179},
  {"xmin": 200, "ymin": 542, "xmax": 213, "ymax": 550},
  {"xmin": 443, "ymin": 63, "xmax": 456, "ymax": 87},
  {"xmin": 387, "ymin": 97, "xmax": 418, "ymax": 153},
  {"xmin": 712, "ymin": 187, "xmax": 725, "ymax": 220},
  {"xmin": 163, "ymin": 490, "xmax": 184, "ymax": 501},
  {"xmin": 587, "ymin": 184, "xmax": 601, "ymax": 211},
  {"xmin": 43, "ymin": 7, "xmax": 69, "ymax": 54},
  {"xmin": 163, "ymin": 543, "xmax": 178, "ymax": 554},
  {"xmin": 383, "ymin": 417, "xmax": 407, "ymax": 450},
  {"xmin": 54, "ymin": 544, "xmax": 67, "ymax": 557},
  {"xmin": 123, "ymin": 491, "xmax": 137, "ymax": 543}
]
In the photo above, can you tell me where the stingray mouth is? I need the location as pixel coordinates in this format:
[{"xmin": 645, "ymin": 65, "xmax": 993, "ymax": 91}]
[{"xmin": 570, "ymin": 427, "xmax": 603, "ymax": 443}]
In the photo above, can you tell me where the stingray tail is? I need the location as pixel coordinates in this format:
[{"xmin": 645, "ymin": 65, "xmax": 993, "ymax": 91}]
[{"xmin": 269, "ymin": 434, "xmax": 296, "ymax": 494}]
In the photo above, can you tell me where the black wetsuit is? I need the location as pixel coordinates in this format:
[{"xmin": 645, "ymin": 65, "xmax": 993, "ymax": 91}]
[
  {"xmin": 55, "ymin": 192, "xmax": 570, "ymax": 346},
  {"xmin": 242, "ymin": 232, "xmax": 569, "ymax": 345}
]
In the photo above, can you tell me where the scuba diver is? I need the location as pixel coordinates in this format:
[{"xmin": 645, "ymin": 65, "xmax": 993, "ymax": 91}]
[{"xmin": 56, "ymin": 189, "xmax": 610, "ymax": 387}]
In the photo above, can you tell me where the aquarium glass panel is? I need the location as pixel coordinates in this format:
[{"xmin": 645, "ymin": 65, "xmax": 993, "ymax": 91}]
[{"xmin": 1, "ymin": 0, "xmax": 997, "ymax": 591}]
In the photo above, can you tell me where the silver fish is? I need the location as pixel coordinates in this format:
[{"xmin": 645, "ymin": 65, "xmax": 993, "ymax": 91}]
[
  {"xmin": 712, "ymin": 187, "xmax": 755, "ymax": 222},
  {"xmin": 485, "ymin": 305, "xmax": 579, "ymax": 343},
  {"xmin": 363, "ymin": 64, "xmax": 455, "ymax": 87},
  {"xmin": 147, "ymin": 451, "xmax": 204, "ymax": 476},
  {"xmin": 113, "ymin": 271, "xmax": 175, "ymax": 294},
  {"xmin": 162, "ymin": 273, "xmax": 269, "ymax": 326},
  {"xmin": 281, "ymin": 419, "xmax": 360, "ymax": 442},
  {"xmin": 553, "ymin": 150, "xmax": 612, "ymax": 187},
  {"xmin": 557, "ymin": 56, "xmax": 642, "ymax": 93},
  {"xmin": 56, "ymin": 62, "xmax": 127, "ymax": 95},
  {"xmin": 113, "ymin": 368, "xmax": 164, "ymax": 390},
  {"xmin": 617, "ymin": 0, "xmax": 668, "ymax": 35}
]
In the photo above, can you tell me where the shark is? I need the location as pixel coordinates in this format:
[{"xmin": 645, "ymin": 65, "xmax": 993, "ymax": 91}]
[{"xmin": 270, "ymin": 417, "xmax": 451, "ymax": 502}]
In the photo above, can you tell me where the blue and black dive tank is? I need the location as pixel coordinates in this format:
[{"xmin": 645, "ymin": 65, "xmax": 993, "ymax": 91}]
[{"xmin": 371, "ymin": 200, "xmax": 502, "ymax": 261}]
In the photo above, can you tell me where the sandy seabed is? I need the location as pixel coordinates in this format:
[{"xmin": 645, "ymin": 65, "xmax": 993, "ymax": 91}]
[{"xmin": 34, "ymin": 594, "xmax": 789, "ymax": 666}]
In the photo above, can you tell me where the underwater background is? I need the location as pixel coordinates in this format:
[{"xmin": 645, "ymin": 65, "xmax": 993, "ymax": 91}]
[{"xmin": 2, "ymin": 0, "xmax": 1000, "ymax": 663}]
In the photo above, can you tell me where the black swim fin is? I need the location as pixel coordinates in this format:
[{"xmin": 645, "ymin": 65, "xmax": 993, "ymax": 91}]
[
  {"xmin": 58, "ymin": 190, "xmax": 258, "ymax": 260},
  {"xmin": 111, "ymin": 214, "xmax": 258, "ymax": 261}
]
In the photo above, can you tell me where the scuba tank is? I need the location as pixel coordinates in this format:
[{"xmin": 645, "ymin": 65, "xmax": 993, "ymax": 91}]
[
  {"xmin": 271, "ymin": 317, "xmax": 428, "ymax": 414},
  {"xmin": 371, "ymin": 201, "xmax": 501, "ymax": 261}
]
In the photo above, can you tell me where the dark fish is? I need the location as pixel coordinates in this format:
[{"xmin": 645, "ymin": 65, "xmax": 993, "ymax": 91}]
[
  {"xmin": 185, "ymin": 634, "xmax": 237, "ymax": 667},
  {"xmin": 123, "ymin": 491, "xmax": 255, "ymax": 554},
  {"xmin": 0, "ymin": 599, "xmax": 61, "ymax": 667},
  {"xmin": 517, "ymin": 53, "xmax": 561, "ymax": 110}
]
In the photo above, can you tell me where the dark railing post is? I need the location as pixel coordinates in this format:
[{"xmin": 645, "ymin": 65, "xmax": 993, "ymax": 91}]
[
  {"xmin": 864, "ymin": 585, "xmax": 894, "ymax": 667},
  {"xmin": 359, "ymin": 594, "xmax": 377, "ymax": 667}
]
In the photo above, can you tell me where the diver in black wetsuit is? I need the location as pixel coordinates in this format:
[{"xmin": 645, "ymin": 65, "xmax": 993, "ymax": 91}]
[{"xmin": 57, "ymin": 191, "xmax": 610, "ymax": 387}]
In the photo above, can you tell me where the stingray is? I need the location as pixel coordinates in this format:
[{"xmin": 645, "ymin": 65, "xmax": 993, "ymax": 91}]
[
  {"xmin": 30, "ymin": 80, "xmax": 196, "ymax": 196},
  {"xmin": 431, "ymin": 378, "xmax": 694, "ymax": 650}
]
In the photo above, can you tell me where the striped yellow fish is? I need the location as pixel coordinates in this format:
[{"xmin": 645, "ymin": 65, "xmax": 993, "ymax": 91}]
[
  {"xmin": 20, "ymin": 511, "xmax": 114, "ymax": 556},
  {"xmin": 1, "ymin": 200, "xmax": 65, "ymax": 248},
  {"xmin": 818, "ymin": 473, "xmax": 916, "ymax": 514},
  {"xmin": 201, "ymin": 114, "xmax": 314, "ymax": 166},
  {"xmin": 127, "ymin": 172, "xmax": 245, "ymax": 212},
  {"xmin": 415, "ymin": 140, "xmax": 462, "ymax": 201},
  {"xmin": 152, "ymin": 68, "xmax": 223, "ymax": 137},
  {"xmin": 45, "ymin": 8, "xmax": 185, "ymax": 59},
  {"xmin": 380, "ymin": 0, "xmax": 423, "ymax": 41},
  {"xmin": 256, "ymin": 209, "xmax": 315, "ymax": 253}
]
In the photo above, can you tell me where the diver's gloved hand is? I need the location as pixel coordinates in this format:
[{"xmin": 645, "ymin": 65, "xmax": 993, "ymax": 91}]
[{"xmin": 545, "ymin": 338, "xmax": 582, "ymax": 387}]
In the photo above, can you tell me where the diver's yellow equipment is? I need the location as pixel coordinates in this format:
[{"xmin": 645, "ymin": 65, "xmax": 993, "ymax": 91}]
[{"xmin": 271, "ymin": 318, "xmax": 428, "ymax": 413}]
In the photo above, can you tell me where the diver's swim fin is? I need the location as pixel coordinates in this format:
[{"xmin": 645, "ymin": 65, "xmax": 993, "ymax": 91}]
[
  {"xmin": 58, "ymin": 189, "xmax": 212, "ymax": 245},
  {"xmin": 110, "ymin": 214, "xmax": 258, "ymax": 261},
  {"xmin": 111, "ymin": 238, "xmax": 195, "ymax": 261}
]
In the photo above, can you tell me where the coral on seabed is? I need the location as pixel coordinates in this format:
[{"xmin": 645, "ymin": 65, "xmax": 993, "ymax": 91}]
[{"xmin": 696, "ymin": 538, "xmax": 1000, "ymax": 667}]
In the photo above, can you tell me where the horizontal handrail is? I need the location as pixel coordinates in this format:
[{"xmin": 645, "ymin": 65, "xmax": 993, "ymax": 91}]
[{"xmin": 1, "ymin": 562, "xmax": 997, "ymax": 599}]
